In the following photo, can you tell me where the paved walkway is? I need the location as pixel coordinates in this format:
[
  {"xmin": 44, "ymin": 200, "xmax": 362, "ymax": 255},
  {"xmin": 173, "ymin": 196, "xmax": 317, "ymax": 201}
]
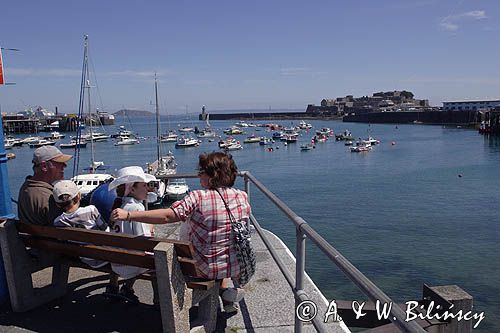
[{"xmin": 0, "ymin": 223, "xmax": 349, "ymax": 332}]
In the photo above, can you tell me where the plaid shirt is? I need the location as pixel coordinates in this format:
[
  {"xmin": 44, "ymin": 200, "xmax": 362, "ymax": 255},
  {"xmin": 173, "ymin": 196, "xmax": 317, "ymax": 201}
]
[{"xmin": 171, "ymin": 187, "xmax": 251, "ymax": 279}]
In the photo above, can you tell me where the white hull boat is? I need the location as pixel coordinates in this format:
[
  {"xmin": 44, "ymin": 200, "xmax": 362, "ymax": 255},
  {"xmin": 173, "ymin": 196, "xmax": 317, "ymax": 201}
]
[{"xmin": 166, "ymin": 178, "xmax": 189, "ymax": 200}]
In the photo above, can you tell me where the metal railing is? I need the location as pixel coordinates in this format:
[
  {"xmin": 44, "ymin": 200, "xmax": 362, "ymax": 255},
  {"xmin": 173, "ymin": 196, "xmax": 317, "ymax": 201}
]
[{"xmin": 157, "ymin": 172, "xmax": 426, "ymax": 333}]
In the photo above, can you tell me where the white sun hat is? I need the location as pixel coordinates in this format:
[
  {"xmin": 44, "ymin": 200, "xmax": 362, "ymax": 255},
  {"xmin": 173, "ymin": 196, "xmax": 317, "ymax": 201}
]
[{"xmin": 108, "ymin": 166, "xmax": 158, "ymax": 191}]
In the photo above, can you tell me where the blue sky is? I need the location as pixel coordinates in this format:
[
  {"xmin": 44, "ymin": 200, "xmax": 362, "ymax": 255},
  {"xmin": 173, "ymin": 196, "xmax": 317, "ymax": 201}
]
[{"xmin": 0, "ymin": 0, "xmax": 499, "ymax": 114}]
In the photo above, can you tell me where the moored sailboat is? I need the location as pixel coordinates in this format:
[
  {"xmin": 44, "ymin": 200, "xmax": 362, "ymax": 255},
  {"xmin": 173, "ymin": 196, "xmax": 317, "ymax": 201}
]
[{"xmin": 70, "ymin": 35, "xmax": 112, "ymax": 196}]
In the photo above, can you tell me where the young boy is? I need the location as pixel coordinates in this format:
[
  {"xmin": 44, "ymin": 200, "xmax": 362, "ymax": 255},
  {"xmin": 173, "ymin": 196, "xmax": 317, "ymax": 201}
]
[{"xmin": 52, "ymin": 180, "xmax": 109, "ymax": 268}]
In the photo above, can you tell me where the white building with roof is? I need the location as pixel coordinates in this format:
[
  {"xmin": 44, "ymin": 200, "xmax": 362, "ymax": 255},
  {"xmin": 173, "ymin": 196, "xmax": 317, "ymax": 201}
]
[{"xmin": 443, "ymin": 100, "xmax": 500, "ymax": 111}]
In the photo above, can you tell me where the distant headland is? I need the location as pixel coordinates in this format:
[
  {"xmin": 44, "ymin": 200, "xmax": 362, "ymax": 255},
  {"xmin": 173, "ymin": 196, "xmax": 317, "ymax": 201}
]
[{"xmin": 113, "ymin": 109, "xmax": 154, "ymax": 117}]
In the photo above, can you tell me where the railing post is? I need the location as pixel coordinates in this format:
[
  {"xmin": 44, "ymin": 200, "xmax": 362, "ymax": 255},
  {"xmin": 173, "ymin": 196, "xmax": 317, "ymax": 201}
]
[
  {"xmin": 294, "ymin": 226, "xmax": 306, "ymax": 333},
  {"xmin": 243, "ymin": 172, "xmax": 250, "ymax": 203},
  {"xmin": 243, "ymin": 173, "xmax": 251, "ymax": 231}
]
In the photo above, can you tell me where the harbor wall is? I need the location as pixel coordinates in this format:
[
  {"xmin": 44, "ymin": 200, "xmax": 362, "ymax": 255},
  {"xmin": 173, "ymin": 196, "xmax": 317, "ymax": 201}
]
[
  {"xmin": 343, "ymin": 110, "xmax": 481, "ymax": 125},
  {"xmin": 199, "ymin": 111, "xmax": 310, "ymax": 121}
]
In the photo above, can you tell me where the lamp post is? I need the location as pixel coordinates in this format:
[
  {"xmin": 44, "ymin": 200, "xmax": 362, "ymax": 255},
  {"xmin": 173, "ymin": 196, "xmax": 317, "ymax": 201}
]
[{"xmin": 0, "ymin": 46, "xmax": 18, "ymax": 306}]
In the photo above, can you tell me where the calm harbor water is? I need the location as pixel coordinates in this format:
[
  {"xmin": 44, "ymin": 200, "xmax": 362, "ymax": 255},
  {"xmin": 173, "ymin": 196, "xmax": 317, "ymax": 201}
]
[{"xmin": 6, "ymin": 116, "xmax": 500, "ymax": 332}]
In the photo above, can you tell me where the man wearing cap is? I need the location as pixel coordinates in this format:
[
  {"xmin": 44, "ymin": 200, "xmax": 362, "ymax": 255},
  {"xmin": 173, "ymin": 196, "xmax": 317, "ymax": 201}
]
[{"xmin": 17, "ymin": 146, "xmax": 72, "ymax": 225}]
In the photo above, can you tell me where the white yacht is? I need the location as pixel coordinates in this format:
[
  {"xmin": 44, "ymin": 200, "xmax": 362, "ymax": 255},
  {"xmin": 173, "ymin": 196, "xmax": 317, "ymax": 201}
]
[
  {"xmin": 224, "ymin": 142, "xmax": 243, "ymax": 151},
  {"xmin": 59, "ymin": 138, "xmax": 87, "ymax": 149},
  {"xmin": 175, "ymin": 137, "xmax": 199, "ymax": 148},
  {"xmin": 166, "ymin": 178, "xmax": 189, "ymax": 200},
  {"xmin": 298, "ymin": 120, "xmax": 313, "ymax": 130},
  {"xmin": 82, "ymin": 132, "xmax": 110, "ymax": 142},
  {"xmin": 350, "ymin": 140, "xmax": 372, "ymax": 153},
  {"xmin": 28, "ymin": 139, "xmax": 57, "ymax": 148},
  {"xmin": 161, "ymin": 131, "xmax": 178, "ymax": 142},
  {"xmin": 73, "ymin": 173, "xmax": 113, "ymax": 196},
  {"xmin": 45, "ymin": 131, "xmax": 65, "ymax": 140},
  {"xmin": 114, "ymin": 137, "xmax": 140, "ymax": 146}
]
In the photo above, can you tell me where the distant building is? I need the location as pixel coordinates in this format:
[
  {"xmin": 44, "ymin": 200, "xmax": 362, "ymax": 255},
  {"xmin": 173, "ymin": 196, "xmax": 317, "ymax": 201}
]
[
  {"xmin": 320, "ymin": 90, "xmax": 429, "ymax": 114},
  {"xmin": 443, "ymin": 100, "xmax": 500, "ymax": 111}
]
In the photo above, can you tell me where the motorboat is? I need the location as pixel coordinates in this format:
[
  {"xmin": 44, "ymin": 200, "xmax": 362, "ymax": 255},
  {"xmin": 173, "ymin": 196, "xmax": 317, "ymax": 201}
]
[
  {"xmin": 350, "ymin": 141, "xmax": 372, "ymax": 152},
  {"xmin": 335, "ymin": 129, "xmax": 354, "ymax": 141},
  {"xmin": 300, "ymin": 143, "xmax": 315, "ymax": 151},
  {"xmin": 72, "ymin": 173, "xmax": 113, "ymax": 196},
  {"xmin": 316, "ymin": 128, "xmax": 333, "ymax": 136},
  {"xmin": 223, "ymin": 126, "xmax": 244, "ymax": 135},
  {"xmin": 224, "ymin": 142, "xmax": 243, "ymax": 151},
  {"xmin": 218, "ymin": 137, "xmax": 237, "ymax": 149},
  {"xmin": 82, "ymin": 132, "xmax": 110, "ymax": 142},
  {"xmin": 22, "ymin": 136, "xmax": 43, "ymax": 145},
  {"xmin": 178, "ymin": 126, "xmax": 194, "ymax": 133},
  {"xmin": 298, "ymin": 120, "xmax": 313, "ymax": 130},
  {"xmin": 111, "ymin": 126, "xmax": 134, "ymax": 138},
  {"xmin": 175, "ymin": 137, "xmax": 200, "ymax": 148},
  {"xmin": 284, "ymin": 135, "xmax": 298, "ymax": 143},
  {"xmin": 161, "ymin": 131, "xmax": 178, "ymax": 142},
  {"xmin": 259, "ymin": 137, "xmax": 274, "ymax": 146},
  {"xmin": 272, "ymin": 131, "xmax": 283, "ymax": 140},
  {"xmin": 5, "ymin": 137, "xmax": 24, "ymax": 147},
  {"xmin": 235, "ymin": 120, "xmax": 249, "ymax": 127},
  {"xmin": 45, "ymin": 131, "xmax": 65, "ymax": 140},
  {"xmin": 197, "ymin": 128, "xmax": 217, "ymax": 138},
  {"xmin": 365, "ymin": 136, "xmax": 380, "ymax": 145},
  {"xmin": 115, "ymin": 137, "xmax": 140, "ymax": 146},
  {"xmin": 243, "ymin": 135, "xmax": 261, "ymax": 144},
  {"xmin": 4, "ymin": 137, "xmax": 22, "ymax": 148},
  {"xmin": 344, "ymin": 140, "xmax": 353, "ymax": 146},
  {"xmin": 312, "ymin": 134, "xmax": 328, "ymax": 143},
  {"xmin": 60, "ymin": 138, "xmax": 88, "ymax": 149},
  {"xmin": 165, "ymin": 178, "xmax": 189, "ymax": 200},
  {"xmin": 28, "ymin": 139, "xmax": 57, "ymax": 148}
]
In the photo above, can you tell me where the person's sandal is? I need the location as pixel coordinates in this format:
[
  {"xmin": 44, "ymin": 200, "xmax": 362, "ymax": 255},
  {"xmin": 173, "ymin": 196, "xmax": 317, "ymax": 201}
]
[{"xmin": 118, "ymin": 286, "xmax": 140, "ymax": 304}]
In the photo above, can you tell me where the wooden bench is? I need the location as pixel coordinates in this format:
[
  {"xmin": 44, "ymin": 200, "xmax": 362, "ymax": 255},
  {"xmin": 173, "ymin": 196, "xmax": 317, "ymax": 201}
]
[{"xmin": 0, "ymin": 219, "xmax": 219, "ymax": 333}]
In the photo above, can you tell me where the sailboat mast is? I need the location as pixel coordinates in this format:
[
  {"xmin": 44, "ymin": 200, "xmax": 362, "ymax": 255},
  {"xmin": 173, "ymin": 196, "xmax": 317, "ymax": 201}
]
[
  {"xmin": 73, "ymin": 35, "xmax": 89, "ymax": 178},
  {"xmin": 85, "ymin": 39, "xmax": 95, "ymax": 173},
  {"xmin": 155, "ymin": 73, "xmax": 161, "ymax": 163}
]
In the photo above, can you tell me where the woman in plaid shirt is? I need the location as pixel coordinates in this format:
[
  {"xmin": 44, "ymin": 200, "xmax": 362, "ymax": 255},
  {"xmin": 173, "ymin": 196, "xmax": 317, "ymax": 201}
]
[{"xmin": 111, "ymin": 151, "xmax": 251, "ymax": 313}]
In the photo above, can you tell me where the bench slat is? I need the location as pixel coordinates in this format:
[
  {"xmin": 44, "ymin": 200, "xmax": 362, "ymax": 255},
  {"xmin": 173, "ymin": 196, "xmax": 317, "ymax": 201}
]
[
  {"xmin": 23, "ymin": 237, "xmax": 155, "ymax": 269},
  {"xmin": 16, "ymin": 222, "xmax": 195, "ymax": 258}
]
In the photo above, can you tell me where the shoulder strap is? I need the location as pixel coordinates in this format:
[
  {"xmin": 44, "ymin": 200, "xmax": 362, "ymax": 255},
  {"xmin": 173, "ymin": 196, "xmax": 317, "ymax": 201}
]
[{"xmin": 214, "ymin": 188, "xmax": 237, "ymax": 225}]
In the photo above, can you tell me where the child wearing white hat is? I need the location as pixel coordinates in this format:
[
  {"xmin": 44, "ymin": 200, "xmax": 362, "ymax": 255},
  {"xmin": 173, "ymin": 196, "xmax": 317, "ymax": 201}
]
[
  {"xmin": 52, "ymin": 180, "xmax": 109, "ymax": 268},
  {"xmin": 105, "ymin": 166, "xmax": 159, "ymax": 303}
]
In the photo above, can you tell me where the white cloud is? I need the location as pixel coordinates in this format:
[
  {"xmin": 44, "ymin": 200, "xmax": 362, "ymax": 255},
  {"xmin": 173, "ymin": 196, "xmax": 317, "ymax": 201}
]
[{"xmin": 440, "ymin": 10, "xmax": 487, "ymax": 31}]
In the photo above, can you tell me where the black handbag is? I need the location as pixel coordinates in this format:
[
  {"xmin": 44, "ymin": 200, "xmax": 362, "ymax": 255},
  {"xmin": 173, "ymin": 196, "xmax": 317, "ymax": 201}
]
[{"xmin": 215, "ymin": 189, "xmax": 256, "ymax": 286}]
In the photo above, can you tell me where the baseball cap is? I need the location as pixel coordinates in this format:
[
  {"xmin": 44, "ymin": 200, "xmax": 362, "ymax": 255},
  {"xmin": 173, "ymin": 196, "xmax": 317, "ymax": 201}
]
[
  {"xmin": 52, "ymin": 180, "xmax": 80, "ymax": 203},
  {"xmin": 33, "ymin": 146, "xmax": 72, "ymax": 165}
]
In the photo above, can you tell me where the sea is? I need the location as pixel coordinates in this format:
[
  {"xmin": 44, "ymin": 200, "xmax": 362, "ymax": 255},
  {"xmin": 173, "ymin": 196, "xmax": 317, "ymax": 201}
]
[{"xmin": 5, "ymin": 115, "xmax": 500, "ymax": 332}]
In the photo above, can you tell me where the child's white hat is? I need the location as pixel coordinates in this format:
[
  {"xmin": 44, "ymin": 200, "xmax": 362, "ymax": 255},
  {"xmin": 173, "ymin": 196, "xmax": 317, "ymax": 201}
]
[{"xmin": 108, "ymin": 166, "xmax": 158, "ymax": 191}]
